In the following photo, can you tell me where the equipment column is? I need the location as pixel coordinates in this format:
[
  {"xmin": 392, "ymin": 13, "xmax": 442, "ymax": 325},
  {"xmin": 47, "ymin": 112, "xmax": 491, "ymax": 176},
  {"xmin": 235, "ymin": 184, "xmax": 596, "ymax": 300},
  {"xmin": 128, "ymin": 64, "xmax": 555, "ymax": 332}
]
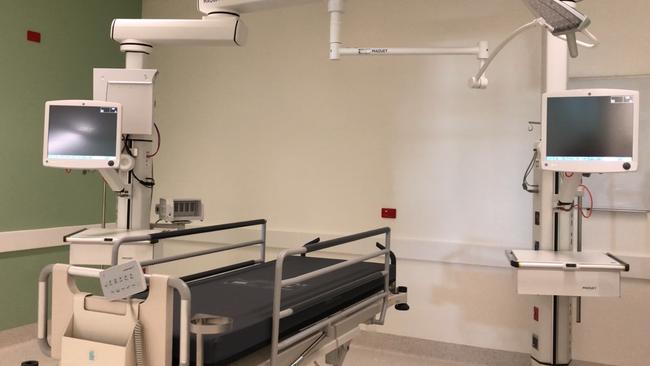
[{"xmin": 531, "ymin": 3, "xmax": 575, "ymax": 364}]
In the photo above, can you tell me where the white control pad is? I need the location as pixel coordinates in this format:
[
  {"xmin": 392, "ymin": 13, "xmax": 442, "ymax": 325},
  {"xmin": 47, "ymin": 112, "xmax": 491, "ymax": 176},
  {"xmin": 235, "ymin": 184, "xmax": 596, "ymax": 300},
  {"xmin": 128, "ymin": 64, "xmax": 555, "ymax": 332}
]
[{"xmin": 100, "ymin": 260, "xmax": 147, "ymax": 300}]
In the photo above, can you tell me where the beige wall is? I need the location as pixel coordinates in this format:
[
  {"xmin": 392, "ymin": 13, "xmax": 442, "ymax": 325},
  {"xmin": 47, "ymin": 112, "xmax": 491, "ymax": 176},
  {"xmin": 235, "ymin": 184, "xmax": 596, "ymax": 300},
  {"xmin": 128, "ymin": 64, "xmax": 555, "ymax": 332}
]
[
  {"xmin": 570, "ymin": 0, "xmax": 650, "ymax": 77},
  {"xmin": 143, "ymin": 0, "xmax": 650, "ymax": 365}
]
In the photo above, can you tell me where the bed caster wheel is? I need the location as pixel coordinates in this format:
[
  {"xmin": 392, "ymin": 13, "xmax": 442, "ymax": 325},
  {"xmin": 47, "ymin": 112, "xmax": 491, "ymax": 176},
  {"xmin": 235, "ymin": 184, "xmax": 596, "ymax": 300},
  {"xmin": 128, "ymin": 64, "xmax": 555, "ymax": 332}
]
[
  {"xmin": 21, "ymin": 362, "xmax": 39, "ymax": 366},
  {"xmin": 395, "ymin": 286, "xmax": 410, "ymax": 311}
]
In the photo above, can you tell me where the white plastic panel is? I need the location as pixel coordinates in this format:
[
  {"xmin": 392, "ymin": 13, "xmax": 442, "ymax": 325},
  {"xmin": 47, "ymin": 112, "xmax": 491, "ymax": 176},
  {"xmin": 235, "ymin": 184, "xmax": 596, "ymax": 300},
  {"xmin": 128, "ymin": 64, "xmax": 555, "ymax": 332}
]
[
  {"xmin": 69, "ymin": 243, "xmax": 154, "ymax": 265},
  {"xmin": 510, "ymin": 250, "xmax": 626, "ymax": 297},
  {"xmin": 93, "ymin": 68, "xmax": 158, "ymax": 135},
  {"xmin": 517, "ymin": 268, "xmax": 621, "ymax": 297},
  {"xmin": 512, "ymin": 249, "xmax": 625, "ymax": 270}
]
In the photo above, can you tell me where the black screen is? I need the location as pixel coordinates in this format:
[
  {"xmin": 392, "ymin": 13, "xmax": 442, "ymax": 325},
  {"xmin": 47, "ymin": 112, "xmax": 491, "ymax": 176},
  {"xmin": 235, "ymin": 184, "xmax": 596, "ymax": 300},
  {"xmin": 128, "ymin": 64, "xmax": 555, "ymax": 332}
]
[
  {"xmin": 546, "ymin": 96, "xmax": 634, "ymax": 159},
  {"xmin": 47, "ymin": 105, "xmax": 118, "ymax": 158}
]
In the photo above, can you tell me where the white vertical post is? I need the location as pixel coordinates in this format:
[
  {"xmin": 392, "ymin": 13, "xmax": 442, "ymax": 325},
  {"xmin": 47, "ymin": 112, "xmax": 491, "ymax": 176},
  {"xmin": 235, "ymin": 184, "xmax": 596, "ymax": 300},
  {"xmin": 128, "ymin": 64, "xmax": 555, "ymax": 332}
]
[
  {"xmin": 531, "ymin": 5, "xmax": 575, "ymax": 363},
  {"xmin": 126, "ymin": 52, "xmax": 147, "ymax": 69},
  {"xmin": 37, "ymin": 281, "xmax": 47, "ymax": 339},
  {"xmin": 328, "ymin": 0, "xmax": 344, "ymax": 60},
  {"xmin": 113, "ymin": 49, "xmax": 155, "ymax": 230}
]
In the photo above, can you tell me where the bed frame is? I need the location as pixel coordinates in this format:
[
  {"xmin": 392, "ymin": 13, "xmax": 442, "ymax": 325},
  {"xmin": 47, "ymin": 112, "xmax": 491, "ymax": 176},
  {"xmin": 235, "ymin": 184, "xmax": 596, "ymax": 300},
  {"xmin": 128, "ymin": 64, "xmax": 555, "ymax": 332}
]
[{"xmin": 37, "ymin": 220, "xmax": 408, "ymax": 366}]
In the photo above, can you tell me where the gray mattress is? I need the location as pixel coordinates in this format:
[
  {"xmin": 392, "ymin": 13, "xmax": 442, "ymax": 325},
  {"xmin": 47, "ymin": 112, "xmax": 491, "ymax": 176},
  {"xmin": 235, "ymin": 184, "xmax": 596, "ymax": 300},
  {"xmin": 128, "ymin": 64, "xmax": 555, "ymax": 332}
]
[{"xmin": 171, "ymin": 255, "xmax": 392, "ymax": 365}]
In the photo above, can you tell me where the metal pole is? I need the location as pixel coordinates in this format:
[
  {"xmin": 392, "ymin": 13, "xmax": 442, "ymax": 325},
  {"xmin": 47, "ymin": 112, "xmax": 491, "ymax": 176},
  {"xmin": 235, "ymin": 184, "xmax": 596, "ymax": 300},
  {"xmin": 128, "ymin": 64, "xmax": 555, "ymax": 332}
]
[
  {"xmin": 378, "ymin": 230, "xmax": 391, "ymax": 324},
  {"xmin": 271, "ymin": 252, "xmax": 288, "ymax": 366},
  {"xmin": 261, "ymin": 222, "xmax": 267, "ymax": 262},
  {"xmin": 576, "ymin": 195, "xmax": 583, "ymax": 323},
  {"xmin": 196, "ymin": 333, "xmax": 204, "ymax": 366},
  {"xmin": 102, "ymin": 181, "xmax": 107, "ymax": 229},
  {"xmin": 577, "ymin": 195, "xmax": 583, "ymax": 252}
]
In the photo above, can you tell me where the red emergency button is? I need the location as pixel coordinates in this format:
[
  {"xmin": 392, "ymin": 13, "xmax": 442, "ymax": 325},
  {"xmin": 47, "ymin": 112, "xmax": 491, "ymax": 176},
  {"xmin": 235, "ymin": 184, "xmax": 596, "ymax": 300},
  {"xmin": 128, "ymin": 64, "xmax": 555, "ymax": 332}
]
[
  {"xmin": 381, "ymin": 208, "xmax": 397, "ymax": 219},
  {"xmin": 27, "ymin": 30, "xmax": 41, "ymax": 43}
]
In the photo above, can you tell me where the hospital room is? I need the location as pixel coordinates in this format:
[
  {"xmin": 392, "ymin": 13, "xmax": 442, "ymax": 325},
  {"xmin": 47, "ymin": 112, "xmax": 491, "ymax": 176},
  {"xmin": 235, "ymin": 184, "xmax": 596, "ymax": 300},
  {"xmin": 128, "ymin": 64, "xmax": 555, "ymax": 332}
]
[{"xmin": 2, "ymin": 0, "xmax": 650, "ymax": 365}]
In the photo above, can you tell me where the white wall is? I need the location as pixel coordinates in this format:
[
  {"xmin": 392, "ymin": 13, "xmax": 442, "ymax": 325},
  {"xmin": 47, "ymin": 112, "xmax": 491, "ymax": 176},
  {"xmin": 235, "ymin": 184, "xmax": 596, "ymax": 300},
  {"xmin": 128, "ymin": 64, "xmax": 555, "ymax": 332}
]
[
  {"xmin": 143, "ymin": 0, "xmax": 650, "ymax": 365},
  {"xmin": 570, "ymin": 0, "xmax": 650, "ymax": 77}
]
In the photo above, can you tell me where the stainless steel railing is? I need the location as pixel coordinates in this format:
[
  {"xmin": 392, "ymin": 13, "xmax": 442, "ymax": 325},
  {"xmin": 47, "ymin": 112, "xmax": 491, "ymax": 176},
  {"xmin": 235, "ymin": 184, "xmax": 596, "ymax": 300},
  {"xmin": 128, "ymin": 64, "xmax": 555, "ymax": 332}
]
[{"xmin": 269, "ymin": 227, "xmax": 392, "ymax": 366}]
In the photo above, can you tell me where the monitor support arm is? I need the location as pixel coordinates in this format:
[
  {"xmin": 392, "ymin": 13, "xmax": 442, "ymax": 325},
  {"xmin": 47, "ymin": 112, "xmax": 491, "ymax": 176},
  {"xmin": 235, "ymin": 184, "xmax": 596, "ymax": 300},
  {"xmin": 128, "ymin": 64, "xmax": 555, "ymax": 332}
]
[
  {"xmin": 327, "ymin": 0, "xmax": 491, "ymax": 88},
  {"xmin": 99, "ymin": 169, "xmax": 126, "ymax": 193}
]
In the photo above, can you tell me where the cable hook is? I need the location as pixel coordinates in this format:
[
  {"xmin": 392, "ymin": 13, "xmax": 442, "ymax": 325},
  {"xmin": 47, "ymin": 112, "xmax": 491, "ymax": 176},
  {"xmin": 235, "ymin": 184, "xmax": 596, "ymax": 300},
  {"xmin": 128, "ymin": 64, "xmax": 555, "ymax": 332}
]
[{"xmin": 528, "ymin": 121, "xmax": 541, "ymax": 132}]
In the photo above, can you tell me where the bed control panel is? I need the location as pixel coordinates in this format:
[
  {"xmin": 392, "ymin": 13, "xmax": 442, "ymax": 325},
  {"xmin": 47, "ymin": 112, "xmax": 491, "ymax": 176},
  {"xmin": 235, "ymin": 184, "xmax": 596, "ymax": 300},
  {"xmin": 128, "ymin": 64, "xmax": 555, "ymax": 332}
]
[{"xmin": 99, "ymin": 260, "xmax": 147, "ymax": 300}]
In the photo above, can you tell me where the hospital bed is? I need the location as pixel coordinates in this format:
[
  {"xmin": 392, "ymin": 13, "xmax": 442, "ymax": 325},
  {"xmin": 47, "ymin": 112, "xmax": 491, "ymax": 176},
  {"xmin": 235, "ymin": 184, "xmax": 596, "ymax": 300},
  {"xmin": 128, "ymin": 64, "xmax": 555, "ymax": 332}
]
[{"xmin": 37, "ymin": 220, "xmax": 408, "ymax": 366}]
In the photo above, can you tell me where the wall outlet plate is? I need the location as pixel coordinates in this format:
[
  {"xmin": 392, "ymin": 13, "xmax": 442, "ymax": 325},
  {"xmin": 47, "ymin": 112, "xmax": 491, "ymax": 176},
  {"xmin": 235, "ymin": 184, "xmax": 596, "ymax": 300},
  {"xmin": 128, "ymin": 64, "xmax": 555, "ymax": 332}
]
[{"xmin": 99, "ymin": 260, "xmax": 147, "ymax": 300}]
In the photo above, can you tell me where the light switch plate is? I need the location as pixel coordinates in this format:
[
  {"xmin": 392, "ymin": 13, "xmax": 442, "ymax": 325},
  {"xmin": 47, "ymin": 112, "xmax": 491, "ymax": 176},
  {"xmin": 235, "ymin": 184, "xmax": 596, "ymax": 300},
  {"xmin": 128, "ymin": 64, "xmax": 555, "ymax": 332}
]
[{"xmin": 99, "ymin": 260, "xmax": 147, "ymax": 300}]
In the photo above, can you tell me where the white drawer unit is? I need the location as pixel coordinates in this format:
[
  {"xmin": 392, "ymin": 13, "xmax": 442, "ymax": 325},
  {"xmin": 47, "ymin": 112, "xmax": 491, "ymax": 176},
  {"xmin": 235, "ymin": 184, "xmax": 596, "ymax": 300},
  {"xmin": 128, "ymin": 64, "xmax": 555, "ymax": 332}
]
[
  {"xmin": 507, "ymin": 250, "xmax": 630, "ymax": 297},
  {"xmin": 66, "ymin": 228, "xmax": 163, "ymax": 265}
]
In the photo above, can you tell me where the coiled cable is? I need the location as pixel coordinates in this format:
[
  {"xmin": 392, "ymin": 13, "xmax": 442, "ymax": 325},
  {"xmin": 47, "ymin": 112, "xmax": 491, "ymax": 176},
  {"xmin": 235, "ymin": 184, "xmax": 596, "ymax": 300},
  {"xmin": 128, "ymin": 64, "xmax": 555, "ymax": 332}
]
[{"xmin": 134, "ymin": 320, "xmax": 145, "ymax": 366}]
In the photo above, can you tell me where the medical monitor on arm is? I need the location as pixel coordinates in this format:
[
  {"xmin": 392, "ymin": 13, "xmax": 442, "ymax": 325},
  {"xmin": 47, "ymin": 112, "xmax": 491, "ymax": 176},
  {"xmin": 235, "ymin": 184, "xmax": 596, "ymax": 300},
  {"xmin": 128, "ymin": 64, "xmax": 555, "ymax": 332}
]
[
  {"xmin": 43, "ymin": 100, "xmax": 122, "ymax": 169},
  {"xmin": 541, "ymin": 89, "xmax": 639, "ymax": 173}
]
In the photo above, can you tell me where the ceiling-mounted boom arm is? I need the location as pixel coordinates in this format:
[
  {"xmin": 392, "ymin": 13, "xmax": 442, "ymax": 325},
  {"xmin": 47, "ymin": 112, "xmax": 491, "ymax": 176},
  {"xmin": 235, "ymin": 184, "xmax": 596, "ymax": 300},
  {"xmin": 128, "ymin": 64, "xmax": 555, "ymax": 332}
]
[
  {"xmin": 327, "ymin": 0, "xmax": 491, "ymax": 88},
  {"xmin": 198, "ymin": 0, "xmax": 318, "ymax": 15},
  {"xmin": 328, "ymin": 0, "xmax": 598, "ymax": 89},
  {"xmin": 111, "ymin": 15, "xmax": 248, "ymax": 48},
  {"xmin": 111, "ymin": 0, "xmax": 598, "ymax": 89},
  {"xmin": 111, "ymin": 0, "xmax": 320, "ymax": 52}
]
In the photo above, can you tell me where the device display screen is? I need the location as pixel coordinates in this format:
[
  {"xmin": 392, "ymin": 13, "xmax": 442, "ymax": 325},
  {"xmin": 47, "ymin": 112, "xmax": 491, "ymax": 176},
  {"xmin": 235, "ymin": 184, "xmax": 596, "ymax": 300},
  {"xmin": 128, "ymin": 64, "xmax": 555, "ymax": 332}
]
[
  {"xmin": 546, "ymin": 95, "xmax": 634, "ymax": 162},
  {"xmin": 47, "ymin": 105, "xmax": 118, "ymax": 160}
]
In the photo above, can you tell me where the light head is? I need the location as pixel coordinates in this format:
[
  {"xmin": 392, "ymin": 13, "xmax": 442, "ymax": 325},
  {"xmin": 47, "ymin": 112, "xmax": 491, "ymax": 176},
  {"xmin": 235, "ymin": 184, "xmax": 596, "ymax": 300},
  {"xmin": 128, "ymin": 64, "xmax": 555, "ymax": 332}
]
[{"xmin": 523, "ymin": 0, "xmax": 591, "ymax": 57}]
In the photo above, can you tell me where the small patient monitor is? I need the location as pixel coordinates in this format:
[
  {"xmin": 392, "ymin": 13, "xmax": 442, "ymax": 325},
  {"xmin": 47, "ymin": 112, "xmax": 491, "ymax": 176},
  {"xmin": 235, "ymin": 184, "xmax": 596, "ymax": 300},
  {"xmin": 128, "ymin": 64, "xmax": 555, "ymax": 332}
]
[
  {"xmin": 541, "ymin": 89, "xmax": 639, "ymax": 173},
  {"xmin": 43, "ymin": 100, "xmax": 122, "ymax": 169}
]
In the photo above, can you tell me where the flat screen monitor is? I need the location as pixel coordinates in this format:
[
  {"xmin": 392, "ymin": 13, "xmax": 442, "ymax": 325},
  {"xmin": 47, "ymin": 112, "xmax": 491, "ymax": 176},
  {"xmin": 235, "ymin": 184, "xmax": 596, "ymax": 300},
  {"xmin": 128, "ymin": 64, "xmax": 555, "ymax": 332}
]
[
  {"xmin": 43, "ymin": 100, "xmax": 122, "ymax": 169},
  {"xmin": 541, "ymin": 89, "xmax": 639, "ymax": 173}
]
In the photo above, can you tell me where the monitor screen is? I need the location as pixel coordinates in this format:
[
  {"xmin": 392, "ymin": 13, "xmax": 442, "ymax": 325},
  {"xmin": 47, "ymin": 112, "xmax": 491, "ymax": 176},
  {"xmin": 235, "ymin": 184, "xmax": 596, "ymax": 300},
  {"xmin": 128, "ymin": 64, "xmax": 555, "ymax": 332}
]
[
  {"xmin": 542, "ymin": 89, "xmax": 639, "ymax": 173},
  {"xmin": 546, "ymin": 95, "xmax": 634, "ymax": 161},
  {"xmin": 47, "ymin": 106, "xmax": 118, "ymax": 159},
  {"xmin": 43, "ymin": 100, "xmax": 121, "ymax": 169}
]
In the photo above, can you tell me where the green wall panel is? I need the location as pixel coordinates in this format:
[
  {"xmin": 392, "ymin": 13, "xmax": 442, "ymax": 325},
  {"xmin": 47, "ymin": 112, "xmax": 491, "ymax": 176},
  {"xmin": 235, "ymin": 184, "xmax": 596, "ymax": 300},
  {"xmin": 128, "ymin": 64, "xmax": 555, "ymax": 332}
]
[
  {"xmin": 0, "ymin": 0, "xmax": 142, "ymax": 331},
  {"xmin": 0, "ymin": 0, "xmax": 142, "ymax": 231},
  {"xmin": 0, "ymin": 246, "xmax": 101, "ymax": 330},
  {"xmin": 0, "ymin": 246, "xmax": 68, "ymax": 330}
]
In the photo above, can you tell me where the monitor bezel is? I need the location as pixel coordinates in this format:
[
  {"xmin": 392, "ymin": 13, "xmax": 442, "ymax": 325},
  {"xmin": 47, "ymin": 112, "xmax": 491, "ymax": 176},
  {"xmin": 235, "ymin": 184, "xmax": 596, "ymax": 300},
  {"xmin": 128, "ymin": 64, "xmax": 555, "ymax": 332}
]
[
  {"xmin": 43, "ymin": 100, "xmax": 122, "ymax": 169},
  {"xmin": 541, "ymin": 89, "xmax": 639, "ymax": 173}
]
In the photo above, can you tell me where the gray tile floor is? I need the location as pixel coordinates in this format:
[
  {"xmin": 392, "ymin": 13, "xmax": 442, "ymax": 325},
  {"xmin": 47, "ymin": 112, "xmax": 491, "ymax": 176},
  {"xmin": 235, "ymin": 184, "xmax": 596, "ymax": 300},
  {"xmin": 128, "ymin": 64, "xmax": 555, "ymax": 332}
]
[
  {"xmin": 0, "ymin": 339, "xmax": 468, "ymax": 366},
  {"xmin": 346, "ymin": 345, "xmax": 475, "ymax": 366},
  {"xmin": 1, "ymin": 340, "xmax": 57, "ymax": 366}
]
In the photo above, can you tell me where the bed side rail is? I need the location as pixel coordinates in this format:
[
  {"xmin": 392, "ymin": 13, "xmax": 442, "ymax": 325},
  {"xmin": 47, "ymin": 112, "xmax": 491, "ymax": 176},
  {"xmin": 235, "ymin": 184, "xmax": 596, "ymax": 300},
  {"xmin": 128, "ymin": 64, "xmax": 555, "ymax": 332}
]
[
  {"xmin": 270, "ymin": 227, "xmax": 392, "ymax": 366},
  {"xmin": 111, "ymin": 219, "xmax": 267, "ymax": 265},
  {"xmin": 38, "ymin": 264, "xmax": 192, "ymax": 366}
]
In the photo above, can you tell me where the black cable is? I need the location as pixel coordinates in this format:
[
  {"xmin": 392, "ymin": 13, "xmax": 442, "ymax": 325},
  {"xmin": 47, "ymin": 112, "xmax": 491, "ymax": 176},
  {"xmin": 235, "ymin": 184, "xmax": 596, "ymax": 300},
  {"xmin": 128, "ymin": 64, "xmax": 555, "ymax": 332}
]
[
  {"xmin": 149, "ymin": 159, "xmax": 155, "ymax": 203},
  {"xmin": 147, "ymin": 123, "xmax": 161, "ymax": 158},
  {"xmin": 122, "ymin": 135, "xmax": 129, "ymax": 153},
  {"xmin": 123, "ymin": 135, "xmax": 156, "ymax": 189},
  {"xmin": 124, "ymin": 137, "xmax": 136, "ymax": 158},
  {"xmin": 555, "ymin": 200, "xmax": 574, "ymax": 212},
  {"xmin": 522, "ymin": 149, "xmax": 539, "ymax": 193},
  {"xmin": 131, "ymin": 170, "xmax": 155, "ymax": 189}
]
